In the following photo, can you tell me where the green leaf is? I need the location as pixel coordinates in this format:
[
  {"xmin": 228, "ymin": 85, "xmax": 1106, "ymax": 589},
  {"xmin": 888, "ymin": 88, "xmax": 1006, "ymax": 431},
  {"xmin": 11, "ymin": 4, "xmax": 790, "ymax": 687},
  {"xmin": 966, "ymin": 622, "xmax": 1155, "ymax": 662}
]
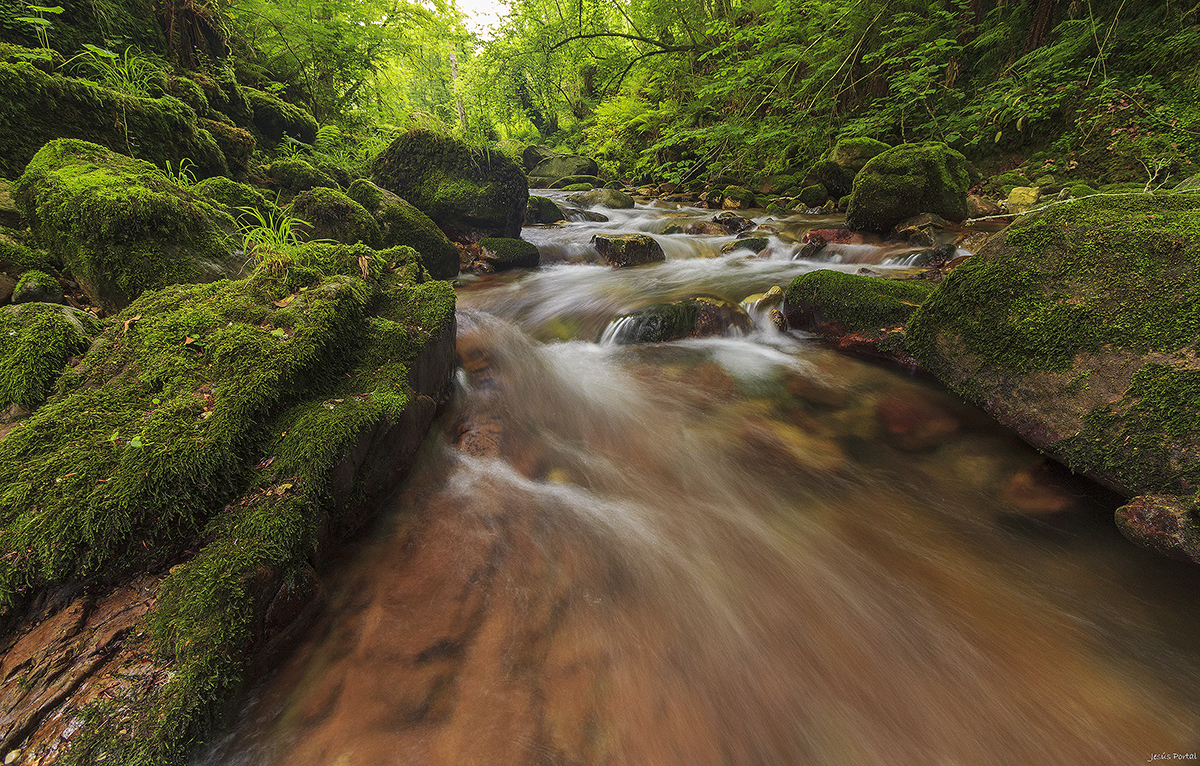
[{"xmin": 26, "ymin": 4, "xmax": 64, "ymax": 12}]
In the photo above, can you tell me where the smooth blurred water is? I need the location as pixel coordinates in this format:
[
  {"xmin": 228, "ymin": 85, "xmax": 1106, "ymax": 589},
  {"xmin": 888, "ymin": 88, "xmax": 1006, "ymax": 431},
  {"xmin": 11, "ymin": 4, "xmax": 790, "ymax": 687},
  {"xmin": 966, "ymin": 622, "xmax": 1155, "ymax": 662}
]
[{"xmin": 196, "ymin": 196, "xmax": 1200, "ymax": 766}]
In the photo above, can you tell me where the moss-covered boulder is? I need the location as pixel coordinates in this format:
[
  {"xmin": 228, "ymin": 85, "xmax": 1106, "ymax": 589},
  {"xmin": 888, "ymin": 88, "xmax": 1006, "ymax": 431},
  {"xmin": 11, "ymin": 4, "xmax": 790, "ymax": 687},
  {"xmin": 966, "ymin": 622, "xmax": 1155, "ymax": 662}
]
[
  {"xmin": 479, "ymin": 237, "xmax": 539, "ymax": 270},
  {"xmin": 0, "ymin": 61, "xmax": 228, "ymax": 179},
  {"xmin": 15, "ymin": 140, "xmax": 244, "ymax": 315},
  {"xmin": 828, "ymin": 137, "xmax": 891, "ymax": 174},
  {"xmin": 265, "ymin": 158, "xmax": 340, "ymax": 195},
  {"xmin": 783, "ymin": 269, "xmax": 936, "ymax": 340},
  {"xmin": 0, "ymin": 178, "xmax": 19, "ymax": 228},
  {"xmin": 199, "ymin": 118, "xmax": 256, "ymax": 178},
  {"xmin": 192, "ymin": 175, "xmax": 272, "ymax": 223},
  {"xmin": 720, "ymin": 236, "xmax": 770, "ymax": 255},
  {"xmin": 801, "ymin": 160, "xmax": 853, "ymax": 200},
  {"xmin": 371, "ymin": 130, "xmax": 528, "ymax": 242},
  {"xmin": 567, "ymin": 187, "xmax": 635, "ymax": 209},
  {"xmin": 522, "ymin": 145, "xmax": 558, "ymax": 172},
  {"xmin": 12, "ymin": 269, "xmax": 61, "ymax": 304},
  {"xmin": 0, "ymin": 243, "xmax": 456, "ymax": 763},
  {"xmin": 798, "ymin": 183, "xmax": 829, "ymax": 208},
  {"xmin": 242, "ymin": 88, "xmax": 318, "ymax": 147},
  {"xmin": 845, "ymin": 142, "xmax": 969, "ymax": 233},
  {"xmin": 530, "ymin": 153, "xmax": 599, "ymax": 180},
  {"xmin": 525, "ymin": 194, "xmax": 565, "ymax": 225},
  {"xmin": 905, "ymin": 193, "xmax": 1200, "ymax": 558},
  {"xmin": 602, "ymin": 296, "xmax": 752, "ymax": 344},
  {"xmin": 550, "ymin": 174, "xmax": 604, "ymax": 189},
  {"xmin": 290, "ymin": 187, "xmax": 380, "ymax": 246},
  {"xmin": 590, "ymin": 233, "xmax": 665, "ymax": 267},
  {"xmin": 0, "ymin": 302, "xmax": 100, "ymax": 410},
  {"xmin": 346, "ymin": 179, "xmax": 459, "ymax": 280}
]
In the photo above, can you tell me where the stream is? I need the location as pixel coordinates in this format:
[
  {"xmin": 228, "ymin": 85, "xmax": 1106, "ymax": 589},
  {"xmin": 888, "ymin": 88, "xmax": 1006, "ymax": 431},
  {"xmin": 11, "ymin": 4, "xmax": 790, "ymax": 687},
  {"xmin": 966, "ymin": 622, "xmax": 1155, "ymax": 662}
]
[{"xmin": 196, "ymin": 193, "xmax": 1200, "ymax": 765}]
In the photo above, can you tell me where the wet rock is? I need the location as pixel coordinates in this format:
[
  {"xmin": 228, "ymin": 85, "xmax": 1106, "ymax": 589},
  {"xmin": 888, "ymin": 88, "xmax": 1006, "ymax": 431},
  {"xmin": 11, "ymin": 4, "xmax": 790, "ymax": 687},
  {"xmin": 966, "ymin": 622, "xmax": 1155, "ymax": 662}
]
[
  {"xmin": 712, "ymin": 211, "xmax": 755, "ymax": 233},
  {"xmin": 0, "ymin": 275, "xmax": 13, "ymax": 306},
  {"xmin": 550, "ymin": 174, "xmax": 604, "ymax": 189},
  {"xmin": 800, "ymin": 160, "xmax": 853, "ymax": 200},
  {"xmin": 567, "ymin": 188, "xmax": 635, "ymax": 209},
  {"xmin": 563, "ymin": 206, "xmax": 609, "ymax": 223},
  {"xmin": 265, "ymin": 158, "xmax": 340, "ymax": 194},
  {"xmin": 805, "ymin": 227, "xmax": 864, "ymax": 245},
  {"xmin": 721, "ymin": 186, "xmax": 757, "ymax": 210},
  {"xmin": 846, "ymin": 142, "xmax": 970, "ymax": 233},
  {"xmin": 906, "ymin": 194, "xmax": 1200, "ymax": 532},
  {"xmin": 797, "ymin": 233, "xmax": 827, "ymax": 260},
  {"xmin": 721, "ymin": 237, "xmax": 769, "ymax": 255},
  {"xmin": 683, "ymin": 221, "xmax": 728, "ymax": 236},
  {"xmin": 372, "ymin": 130, "xmax": 528, "ymax": 241},
  {"xmin": 15, "ymin": 140, "xmax": 244, "ymax": 314},
  {"xmin": 875, "ymin": 393, "xmax": 960, "ymax": 451},
  {"xmin": 603, "ymin": 295, "xmax": 751, "ymax": 344},
  {"xmin": 769, "ymin": 308, "xmax": 787, "ymax": 331},
  {"xmin": 890, "ymin": 212, "xmax": 954, "ymax": 246},
  {"xmin": 1115, "ymin": 495, "xmax": 1200, "ymax": 565},
  {"xmin": 525, "ymin": 195, "xmax": 566, "ymax": 225},
  {"xmin": 479, "ymin": 237, "xmax": 540, "ymax": 270},
  {"xmin": 591, "ymin": 233, "xmax": 665, "ymax": 267},
  {"xmin": 797, "ymin": 184, "xmax": 829, "ymax": 208},
  {"xmin": 909, "ymin": 244, "xmax": 958, "ymax": 269}
]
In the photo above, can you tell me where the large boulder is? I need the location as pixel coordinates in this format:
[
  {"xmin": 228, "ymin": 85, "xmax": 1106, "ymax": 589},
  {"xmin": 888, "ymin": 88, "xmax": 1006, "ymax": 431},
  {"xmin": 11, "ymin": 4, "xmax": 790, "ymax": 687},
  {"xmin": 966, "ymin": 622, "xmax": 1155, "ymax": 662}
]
[
  {"xmin": 905, "ymin": 193, "xmax": 1200, "ymax": 558},
  {"xmin": 828, "ymin": 137, "xmax": 891, "ymax": 174},
  {"xmin": 567, "ymin": 188, "xmax": 635, "ymax": 209},
  {"xmin": 522, "ymin": 145, "xmax": 558, "ymax": 172},
  {"xmin": 845, "ymin": 142, "xmax": 969, "ymax": 233},
  {"xmin": 371, "ymin": 130, "xmax": 528, "ymax": 242},
  {"xmin": 242, "ymin": 87, "xmax": 319, "ymax": 147},
  {"xmin": 0, "ymin": 61, "xmax": 228, "ymax": 179},
  {"xmin": 479, "ymin": 237, "xmax": 540, "ymax": 271},
  {"xmin": 530, "ymin": 153, "xmax": 599, "ymax": 181},
  {"xmin": 14, "ymin": 140, "xmax": 243, "ymax": 314},
  {"xmin": 0, "ymin": 244, "xmax": 457, "ymax": 764},
  {"xmin": 784, "ymin": 269, "xmax": 936, "ymax": 340},
  {"xmin": 346, "ymin": 179, "xmax": 460, "ymax": 279}
]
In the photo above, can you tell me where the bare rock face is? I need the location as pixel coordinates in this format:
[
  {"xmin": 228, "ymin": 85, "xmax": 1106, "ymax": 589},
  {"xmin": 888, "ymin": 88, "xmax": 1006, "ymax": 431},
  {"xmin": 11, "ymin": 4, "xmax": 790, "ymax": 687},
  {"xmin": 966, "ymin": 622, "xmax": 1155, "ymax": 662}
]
[{"xmin": 906, "ymin": 192, "xmax": 1200, "ymax": 563}]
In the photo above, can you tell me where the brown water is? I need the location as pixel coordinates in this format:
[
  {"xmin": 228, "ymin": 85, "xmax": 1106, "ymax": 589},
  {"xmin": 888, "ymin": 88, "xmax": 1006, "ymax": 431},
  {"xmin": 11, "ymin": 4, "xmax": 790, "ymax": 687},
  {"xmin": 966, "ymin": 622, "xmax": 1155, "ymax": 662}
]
[{"xmin": 197, "ymin": 198, "xmax": 1200, "ymax": 766}]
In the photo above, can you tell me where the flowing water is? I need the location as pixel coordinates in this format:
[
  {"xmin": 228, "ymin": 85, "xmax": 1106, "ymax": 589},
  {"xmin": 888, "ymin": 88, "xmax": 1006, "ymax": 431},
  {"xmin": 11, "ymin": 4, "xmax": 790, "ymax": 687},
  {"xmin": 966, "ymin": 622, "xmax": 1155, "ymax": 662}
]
[{"xmin": 198, "ymin": 194, "xmax": 1200, "ymax": 766}]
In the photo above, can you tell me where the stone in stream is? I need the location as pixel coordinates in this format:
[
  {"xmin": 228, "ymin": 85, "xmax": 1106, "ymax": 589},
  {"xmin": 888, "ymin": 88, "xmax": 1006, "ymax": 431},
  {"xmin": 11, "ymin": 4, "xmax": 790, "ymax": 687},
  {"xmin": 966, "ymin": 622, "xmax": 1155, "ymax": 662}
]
[
  {"xmin": 845, "ymin": 142, "xmax": 970, "ymax": 233},
  {"xmin": 567, "ymin": 187, "xmax": 635, "ymax": 209},
  {"xmin": 563, "ymin": 206, "xmax": 609, "ymax": 223},
  {"xmin": 1115, "ymin": 495, "xmax": 1200, "ymax": 565},
  {"xmin": 905, "ymin": 192, "xmax": 1200, "ymax": 564},
  {"xmin": 479, "ymin": 237, "xmax": 540, "ymax": 270},
  {"xmin": 783, "ymin": 269, "xmax": 936, "ymax": 341},
  {"xmin": 720, "ymin": 237, "xmax": 769, "ymax": 255},
  {"xmin": 875, "ymin": 393, "xmax": 960, "ymax": 452},
  {"xmin": 604, "ymin": 295, "xmax": 751, "ymax": 344},
  {"xmin": 712, "ymin": 211, "xmax": 755, "ymax": 233},
  {"xmin": 591, "ymin": 233, "xmax": 665, "ymax": 267},
  {"xmin": 524, "ymin": 194, "xmax": 567, "ymax": 225}
]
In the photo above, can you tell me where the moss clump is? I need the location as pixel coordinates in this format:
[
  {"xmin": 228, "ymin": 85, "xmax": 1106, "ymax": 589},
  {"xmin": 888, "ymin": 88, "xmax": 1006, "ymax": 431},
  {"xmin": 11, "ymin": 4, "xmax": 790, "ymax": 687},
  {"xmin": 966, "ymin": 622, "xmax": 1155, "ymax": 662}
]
[
  {"xmin": 198, "ymin": 118, "xmax": 256, "ymax": 178},
  {"xmin": 1068, "ymin": 183, "xmax": 1099, "ymax": 198},
  {"xmin": 783, "ymin": 269, "xmax": 936, "ymax": 337},
  {"xmin": 347, "ymin": 179, "xmax": 459, "ymax": 280},
  {"xmin": 0, "ymin": 228, "xmax": 53, "ymax": 273},
  {"xmin": 241, "ymin": 88, "xmax": 318, "ymax": 147},
  {"xmin": 371, "ymin": 129, "xmax": 528, "ymax": 241},
  {"xmin": 289, "ymin": 187, "xmax": 380, "ymax": 246},
  {"xmin": 801, "ymin": 160, "xmax": 852, "ymax": 199},
  {"xmin": 0, "ymin": 62, "xmax": 228, "ymax": 179},
  {"xmin": 0, "ymin": 303, "xmax": 100, "ymax": 409},
  {"xmin": 192, "ymin": 175, "xmax": 271, "ymax": 223},
  {"xmin": 12, "ymin": 268, "xmax": 61, "ymax": 303},
  {"xmin": 0, "ymin": 242, "xmax": 455, "ymax": 763},
  {"xmin": 845, "ymin": 142, "xmax": 970, "ymax": 232},
  {"xmin": 798, "ymin": 184, "xmax": 828, "ymax": 207},
  {"xmin": 266, "ymin": 158, "xmax": 339, "ymax": 195},
  {"xmin": 549, "ymin": 174, "xmax": 603, "ymax": 189},
  {"xmin": 15, "ymin": 139, "xmax": 242, "ymax": 314},
  {"xmin": 828, "ymin": 137, "xmax": 891, "ymax": 173},
  {"xmin": 479, "ymin": 237, "xmax": 539, "ymax": 270}
]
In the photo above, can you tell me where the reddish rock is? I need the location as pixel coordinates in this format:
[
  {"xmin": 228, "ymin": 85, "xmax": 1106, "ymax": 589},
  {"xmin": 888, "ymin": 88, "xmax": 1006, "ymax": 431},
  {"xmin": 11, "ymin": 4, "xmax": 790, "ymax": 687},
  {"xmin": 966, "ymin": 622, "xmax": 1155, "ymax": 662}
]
[
  {"xmin": 875, "ymin": 392, "xmax": 960, "ymax": 451},
  {"xmin": 1002, "ymin": 462, "xmax": 1083, "ymax": 515},
  {"xmin": 806, "ymin": 228, "xmax": 863, "ymax": 244},
  {"xmin": 1115, "ymin": 494, "xmax": 1200, "ymax": 565}
]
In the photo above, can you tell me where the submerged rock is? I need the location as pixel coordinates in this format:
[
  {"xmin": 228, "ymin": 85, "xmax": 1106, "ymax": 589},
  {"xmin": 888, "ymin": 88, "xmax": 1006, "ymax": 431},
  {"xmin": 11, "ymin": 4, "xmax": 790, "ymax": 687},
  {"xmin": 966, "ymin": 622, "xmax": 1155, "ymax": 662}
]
[
  {"xmin": 15, "ymin": 140, "xmax": 243, "ymax": 314},
  {"xmin": 591, "ymin": 233, "xmax": 665, "ymax": 267},
  {"xmin": 905, "ymin": 193, "xmax": 1200, "ymax": 542},
  {"xmin": 603, "ymin": 295, "xmax": 751, "ymax": 344},
  {"xmin": 845, "ymin": 142, "xmax": 970, "ymax": 233},
  {"xmin": 372, "ymin": 130, "xmax": 528, "ymax": 242}
]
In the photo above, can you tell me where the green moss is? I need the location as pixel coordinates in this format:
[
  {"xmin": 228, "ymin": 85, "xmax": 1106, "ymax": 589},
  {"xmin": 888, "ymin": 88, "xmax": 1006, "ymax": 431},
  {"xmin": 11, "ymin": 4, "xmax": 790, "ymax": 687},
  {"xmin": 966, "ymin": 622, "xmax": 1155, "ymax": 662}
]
[
  {"xmin": 371, "ymin": 129, "xmax": 528, "ymax": 241},
  {"xmin": 549, "ymin": 174, "xmax": 603, "ymax": 189},
  {"xmin": 0, "ymin": 228, "xmax": 54, "ymax": 273},
  {"xmin": 828, "ymin": 137, "xmax": 891, "ymax": 172},
  {"xmin": 784, "ymin": 269, "xmax": 936, "ymax": 336},
  {"xmin": 241, "ymin": 88, "xmax": 318, "ymax": 147},
  {"xmin": 199, "ymin": 119, "xmax": 256, "ymax": 179},
  {"xmin": 0, "ymin": 62, "xmax": 228, "ymax": 179},
  {"xmin": 479, "ymin": 237, "xmax": 539, "ymax": 269},
  {"xmin": 346, "ymin": 177, "xmax": 384, "ymax": 210},
  {"xmin": 0, "ymin": 303, "xmax": 100, "ymax": 409},
  {"xmin": 348, "ymin": 179, "xmax": 460, "ymax": 280},
  {"xmin": 798, "ymin": 184, "xmax": 828, "ymax": 207},
  {"xmin": 15, "ymin": 139, "xmax": 241, "ymax": 314},
  {"xmin": 907, "ymin": 192, "xmax": 1200, "ymax": 375},
  {"xmin": 289, "ymin": 187, "xmax": 380, "ymax": 246},
  {"xmin": 1068, "ymin": 183, "xmax": 1099, "ymax": 198},
  {"xmin": 266, "ymin": 158, "xmax": 339, "ymax": 195},
  {"xmin": 12, "ymin": 268, "xmax": 58, "ymax": 300},
  {"xmin": 192, "ymin": 176, "xmax": 271, "ymax": 222},
  {"xmin": 1, "ymin": 240, "xmax": 455, "ymax": 764},
  {"xmin": 845, "ymin": 142, "xmax": 970, "ymax": 232}
]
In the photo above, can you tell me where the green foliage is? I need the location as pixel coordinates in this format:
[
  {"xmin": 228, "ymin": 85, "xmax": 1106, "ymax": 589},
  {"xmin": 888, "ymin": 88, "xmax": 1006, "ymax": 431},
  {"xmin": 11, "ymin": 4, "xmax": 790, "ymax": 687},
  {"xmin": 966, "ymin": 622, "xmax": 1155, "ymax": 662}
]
[
  {"xmin": 235, "ymin": 202, "xmax": 311, "ymax": 264},
  {"xmin": 64, "ymin": 43, "xmax": 157, "ymax": 96}
]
